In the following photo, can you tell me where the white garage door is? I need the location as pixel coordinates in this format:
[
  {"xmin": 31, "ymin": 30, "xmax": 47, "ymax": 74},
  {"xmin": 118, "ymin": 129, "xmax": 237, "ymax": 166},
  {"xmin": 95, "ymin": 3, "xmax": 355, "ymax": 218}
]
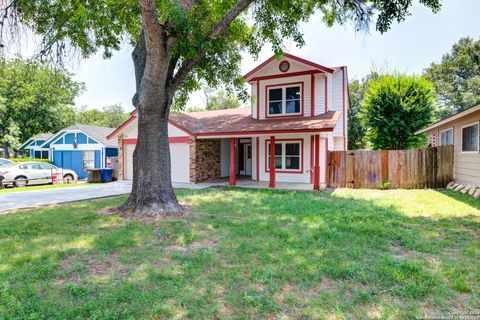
[{"xmin": 124, "ymin": 143, "xmax": 190, "ymax": 182}]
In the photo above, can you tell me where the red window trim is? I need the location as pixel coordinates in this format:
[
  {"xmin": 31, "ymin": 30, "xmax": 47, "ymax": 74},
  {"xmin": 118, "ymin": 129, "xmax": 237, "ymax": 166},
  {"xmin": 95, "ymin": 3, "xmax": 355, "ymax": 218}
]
[
  {"xmin": 265, "ymin": 81, "xmax": 304, "ymax": 119},
  {"xmin": 264, "ymin": 138, "xmax": 304, "ymax": 174},
  {"xmin": 250, "ymin": 70, "xmax": 322, "ymax": 82}
]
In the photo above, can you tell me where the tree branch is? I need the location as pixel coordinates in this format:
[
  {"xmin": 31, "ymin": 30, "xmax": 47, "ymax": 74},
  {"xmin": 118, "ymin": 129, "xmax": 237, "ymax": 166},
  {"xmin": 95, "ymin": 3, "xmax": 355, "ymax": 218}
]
[
  {"xmin": 178, "ymin": 0, "xmax": 200, "ymax": 12},
  {"xmin": 169, "ymin": 0, "xmax": 254, "ymax": 90},
  {"xmin": 139, "ymin": 0, "xmax": 164, "ymax": 49}
]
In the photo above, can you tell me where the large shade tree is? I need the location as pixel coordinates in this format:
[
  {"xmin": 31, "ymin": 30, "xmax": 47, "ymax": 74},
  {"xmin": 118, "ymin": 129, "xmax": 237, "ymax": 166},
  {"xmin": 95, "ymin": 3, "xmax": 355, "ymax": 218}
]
[
  {"xmin": 1, "ymin": 0, "xmax": 441, "ymax": 216},
  {"xmin": 0, "ymin": 58, "xmax": 82, "ymax": 157},
  {"xmin": 424, "ymin": 37, "xmax": 480, "ymax": 118}
]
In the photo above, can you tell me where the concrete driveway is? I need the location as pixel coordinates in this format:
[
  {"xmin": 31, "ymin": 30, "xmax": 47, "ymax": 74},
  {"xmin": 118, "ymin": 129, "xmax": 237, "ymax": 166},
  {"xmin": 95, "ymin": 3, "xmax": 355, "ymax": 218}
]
[{"xmin": 0, "ymin": 181, "xmax": 133, "ymax": 212}]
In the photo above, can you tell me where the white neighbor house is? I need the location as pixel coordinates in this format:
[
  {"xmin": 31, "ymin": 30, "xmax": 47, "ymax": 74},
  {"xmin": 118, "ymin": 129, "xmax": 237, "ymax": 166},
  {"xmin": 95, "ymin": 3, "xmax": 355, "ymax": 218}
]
[{"xmin": 108, "ymin": 53, "xmax": 349, "ymax": 190}]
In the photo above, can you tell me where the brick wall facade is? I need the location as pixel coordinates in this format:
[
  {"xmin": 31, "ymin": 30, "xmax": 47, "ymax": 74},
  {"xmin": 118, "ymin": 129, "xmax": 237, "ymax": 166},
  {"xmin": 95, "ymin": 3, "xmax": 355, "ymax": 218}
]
[
  {"xmin": 117, "ymin": 135, "xmax": 124, "ymax": 180},
  {"xmin": 189, "ymin": 138, "xmax": 221, "ymax": 183}
]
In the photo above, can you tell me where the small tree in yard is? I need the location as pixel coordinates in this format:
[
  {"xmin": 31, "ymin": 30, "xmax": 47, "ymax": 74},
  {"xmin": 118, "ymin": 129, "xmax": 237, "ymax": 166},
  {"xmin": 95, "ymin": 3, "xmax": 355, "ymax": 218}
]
[
  {"xmin": 361, "ymin": 75, "xmax": 436, "ymax": 150},
  {"xmin": 1, "ymin": 0, "xmax": 442, "ymax": 216}
]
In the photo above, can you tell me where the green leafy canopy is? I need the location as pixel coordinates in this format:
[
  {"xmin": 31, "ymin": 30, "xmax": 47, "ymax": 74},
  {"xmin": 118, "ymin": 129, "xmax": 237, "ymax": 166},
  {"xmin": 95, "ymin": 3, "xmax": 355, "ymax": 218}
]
[
  {"xmin": 360, "ymin": 74, "xmax": 436, "ymax": 150},
  {"xmin": 1, "ymin": 0, "xmax": 441, "ymax": 109},
  {"xmin": 0, "ymin": 58, "xmax": 83, "ymax": 153},
  {"xmin": 424, "ymin": 37, "xmax": 480, "ymax": 118}
]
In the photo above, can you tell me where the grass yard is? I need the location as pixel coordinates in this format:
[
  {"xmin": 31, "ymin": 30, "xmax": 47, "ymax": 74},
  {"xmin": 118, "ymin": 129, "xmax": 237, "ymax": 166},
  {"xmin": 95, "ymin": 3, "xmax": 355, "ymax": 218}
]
[{"xmin": 0, "ymin": 188, "xmax": 479, "ymax": 319}]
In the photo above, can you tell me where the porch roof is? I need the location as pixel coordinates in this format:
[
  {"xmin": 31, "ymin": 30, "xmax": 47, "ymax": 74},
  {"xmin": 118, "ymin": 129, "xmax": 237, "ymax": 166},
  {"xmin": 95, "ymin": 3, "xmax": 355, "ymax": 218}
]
[{"xmin": 169, "ymin": 107, "xmax": 340, "ymax": 136}]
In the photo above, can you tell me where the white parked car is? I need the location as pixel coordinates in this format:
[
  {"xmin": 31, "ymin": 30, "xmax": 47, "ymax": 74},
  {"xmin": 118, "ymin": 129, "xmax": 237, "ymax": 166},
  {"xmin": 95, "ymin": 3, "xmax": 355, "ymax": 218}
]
[
  {"xmin": 0, "ymin": 158, "xmax": 12, "ymax": 166},
  {"xmin": 0, "ymin": 162, "xmax": 78, "ymax": 187}
]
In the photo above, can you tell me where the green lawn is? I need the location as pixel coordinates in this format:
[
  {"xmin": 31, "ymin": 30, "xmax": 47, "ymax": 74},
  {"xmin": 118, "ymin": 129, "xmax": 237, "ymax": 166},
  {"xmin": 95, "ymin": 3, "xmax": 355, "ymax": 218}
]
[
  {"xmin": 0, "ymin": 183, "xmax": 95, "ymax": 194},
  {"xmin": 0, "ymin": 188, "xmax": 479, "ymax": 319}
]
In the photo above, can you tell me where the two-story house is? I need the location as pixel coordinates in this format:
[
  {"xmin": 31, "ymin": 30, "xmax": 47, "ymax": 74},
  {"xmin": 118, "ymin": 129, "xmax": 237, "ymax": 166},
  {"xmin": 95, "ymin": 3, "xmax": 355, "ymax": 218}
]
[{"xmin": 107, "ymin": 53, "xmax": 349, "ymax": 190}]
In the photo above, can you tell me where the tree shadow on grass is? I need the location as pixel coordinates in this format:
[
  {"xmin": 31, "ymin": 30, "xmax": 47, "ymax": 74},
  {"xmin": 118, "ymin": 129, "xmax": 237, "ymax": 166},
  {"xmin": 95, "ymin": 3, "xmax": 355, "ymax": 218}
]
[{"xmin": 0, "ymin": 188, "xmax": 479, "ymax": 319}]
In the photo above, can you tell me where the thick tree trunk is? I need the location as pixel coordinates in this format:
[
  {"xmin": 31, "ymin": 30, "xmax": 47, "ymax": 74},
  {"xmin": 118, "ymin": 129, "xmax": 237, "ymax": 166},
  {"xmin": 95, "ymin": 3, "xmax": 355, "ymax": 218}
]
[
  {"xmin": 120, "ymin": 17, "xmax": 183, "ymax": 216},
  {"xmin": 120, "ymin": 103, "xmax": 183, "ymax": 216}
]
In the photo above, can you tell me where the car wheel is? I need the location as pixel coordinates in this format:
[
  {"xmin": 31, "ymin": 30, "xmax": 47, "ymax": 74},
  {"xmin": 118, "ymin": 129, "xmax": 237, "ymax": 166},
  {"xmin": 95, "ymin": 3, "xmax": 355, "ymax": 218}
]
[
  {"xmin": 64, "ymin": 174, "xmax": 74, "ymax": 184},
  {"xmin": 14, "ymin": 176, "xmax": 28, "ymax": 188}
]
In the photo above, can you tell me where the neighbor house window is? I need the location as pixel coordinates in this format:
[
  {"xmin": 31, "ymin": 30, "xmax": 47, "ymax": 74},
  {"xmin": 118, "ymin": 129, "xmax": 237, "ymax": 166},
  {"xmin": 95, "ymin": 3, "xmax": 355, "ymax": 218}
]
[
  {"xmin": 266, "ymin": 140, "xmax": 302, "ymax": 172},
  {"xmin": 440, "ymin": 128, "xmax": 453, "ymax": 146},
  {"xmin": 83, "ymin": 151, "xmax": 95, "ymax": 170},
  {"xmin": 462, "ymin": 122, "xmax": 479, "ymax": 153},
  {"xmin": 267, "ymin": 84, "xmax": 302, "ymax": 116}
]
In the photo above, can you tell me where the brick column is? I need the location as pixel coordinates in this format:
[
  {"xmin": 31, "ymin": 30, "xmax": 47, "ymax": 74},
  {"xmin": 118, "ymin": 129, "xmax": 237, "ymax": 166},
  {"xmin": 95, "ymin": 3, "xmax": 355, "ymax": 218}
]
[{"xmin": 189, "ymin": 137, "xmax": 197, "ymax": 183}]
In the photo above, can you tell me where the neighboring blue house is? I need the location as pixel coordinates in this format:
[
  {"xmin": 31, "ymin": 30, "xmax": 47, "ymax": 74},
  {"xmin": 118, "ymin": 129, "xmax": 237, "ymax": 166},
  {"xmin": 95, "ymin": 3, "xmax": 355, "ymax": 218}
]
[
  {"xmin": 18, "ymin": 133, "xmax": 54, "ymax": 159},
  {"xmin": 39, "ymin": 124, "xmax": 118, "ymax": 179}
]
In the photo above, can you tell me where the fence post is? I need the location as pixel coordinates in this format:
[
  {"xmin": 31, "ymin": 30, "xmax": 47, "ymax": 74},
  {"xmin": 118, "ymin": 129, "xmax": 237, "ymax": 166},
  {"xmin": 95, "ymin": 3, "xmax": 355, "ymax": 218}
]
[{"xmin": 381, "ymin": 150, "xmax": 389, "ymax": 184}]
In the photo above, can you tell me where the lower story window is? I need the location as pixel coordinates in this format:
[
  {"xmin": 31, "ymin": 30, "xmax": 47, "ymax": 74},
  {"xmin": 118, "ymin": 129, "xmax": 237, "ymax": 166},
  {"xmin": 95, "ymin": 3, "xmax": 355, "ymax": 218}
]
[
  {"xmin": 267, "ymin": 140, "xmax": 302, "ymax": 172},
  {"xmin": 83, "ymin": 151, "xmax": 95, "ymax": 171},
  {"xmin": 462, "ymin": 122, "xmax": 479, "ymax": 152}
]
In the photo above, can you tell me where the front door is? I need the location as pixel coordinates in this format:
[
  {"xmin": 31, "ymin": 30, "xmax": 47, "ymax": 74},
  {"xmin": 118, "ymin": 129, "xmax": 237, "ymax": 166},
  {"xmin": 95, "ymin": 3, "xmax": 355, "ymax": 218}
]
[{"xmin": 244, "ymin": 144, "xmax": 252, "ymax": 176}]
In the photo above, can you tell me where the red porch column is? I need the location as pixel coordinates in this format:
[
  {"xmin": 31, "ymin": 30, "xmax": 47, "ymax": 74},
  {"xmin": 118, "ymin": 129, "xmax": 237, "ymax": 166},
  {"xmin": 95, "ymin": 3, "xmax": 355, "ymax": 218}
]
[
  {"xmin": 229, "ymin": 138, "xmax": 236, "ymax": 186},
  {"xmin": 269, "ymin": 136, "xmax": 276, "ymax": 188},
  {"xmin": 314, "ymin": 134, "xmax": 320, "ymax": 191}
]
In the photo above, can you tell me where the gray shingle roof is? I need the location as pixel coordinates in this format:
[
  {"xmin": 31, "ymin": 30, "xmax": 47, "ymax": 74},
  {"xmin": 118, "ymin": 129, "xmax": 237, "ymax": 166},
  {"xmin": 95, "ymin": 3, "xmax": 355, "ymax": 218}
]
[
  {"xmin": 62, "ymin": 124, "xmax": 117, "ymax": 148},
  {"xmin": 31, "ymin": 133, "xmax": 54, "ymax": 141}
]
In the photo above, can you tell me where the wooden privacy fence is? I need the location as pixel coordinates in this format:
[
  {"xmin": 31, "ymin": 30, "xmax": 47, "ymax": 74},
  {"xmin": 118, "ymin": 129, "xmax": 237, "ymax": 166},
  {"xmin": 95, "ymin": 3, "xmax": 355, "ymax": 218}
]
[{"xmin": 328, "ymin": 145, "xmax": 454, "ymax": 189}]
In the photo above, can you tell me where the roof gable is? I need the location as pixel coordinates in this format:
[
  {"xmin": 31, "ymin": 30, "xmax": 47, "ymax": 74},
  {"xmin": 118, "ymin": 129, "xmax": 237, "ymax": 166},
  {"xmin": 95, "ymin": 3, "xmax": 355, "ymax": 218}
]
[
  {"xmin": 41, "ymin": 124, "xmax": 117, "ymax": 148},
  {"xmin": 416, "ymin": 104, "xmax": 480, "ymax": 134},
  {"xmin": 244, "ymin": 53, "xmax": 334, "ymax": 81}
]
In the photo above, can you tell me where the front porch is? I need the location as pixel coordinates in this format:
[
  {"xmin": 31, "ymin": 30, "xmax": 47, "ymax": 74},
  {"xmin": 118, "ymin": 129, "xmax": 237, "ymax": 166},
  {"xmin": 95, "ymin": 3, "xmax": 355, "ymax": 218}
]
[
  {"xmin": 190, "ymin": 132, "xmax": 329, "ymax": 190},
  {"xmin": 173, "ymin": 178, "xmax": 315, "ymax": 191}
]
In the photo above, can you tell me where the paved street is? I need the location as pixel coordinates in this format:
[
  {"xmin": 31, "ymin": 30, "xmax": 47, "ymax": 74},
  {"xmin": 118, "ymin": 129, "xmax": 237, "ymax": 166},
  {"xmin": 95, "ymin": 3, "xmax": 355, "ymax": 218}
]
[{"xmin": 0, "ymin": 181, "xmax": 133, "ymax": 212}]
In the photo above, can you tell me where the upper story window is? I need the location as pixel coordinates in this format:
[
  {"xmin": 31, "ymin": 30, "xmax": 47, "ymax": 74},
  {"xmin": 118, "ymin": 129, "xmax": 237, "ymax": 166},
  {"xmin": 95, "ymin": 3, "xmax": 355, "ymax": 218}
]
[
  {"xmin": 462, "ymin": 122, "xmax": 479, "ymax": 153},
  {"xmin": 267, "ymin": 83, "xmax": 302, "ymax": 117},
  {"xmin": 440, "ymin": 128, "xmax": 453, "ymax": 146}
]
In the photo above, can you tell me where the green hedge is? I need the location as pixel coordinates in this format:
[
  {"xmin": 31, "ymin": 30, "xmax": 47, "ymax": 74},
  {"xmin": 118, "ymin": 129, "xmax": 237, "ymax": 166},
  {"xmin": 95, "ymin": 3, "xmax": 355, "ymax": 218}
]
[{"xmin": 8, "ymin": 158, "xmax": 53, "ymax": 164}]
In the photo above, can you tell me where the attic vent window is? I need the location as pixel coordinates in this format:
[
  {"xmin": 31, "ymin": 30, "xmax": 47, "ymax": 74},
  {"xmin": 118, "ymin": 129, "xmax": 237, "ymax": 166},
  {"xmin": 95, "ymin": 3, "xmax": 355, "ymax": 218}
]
[{"xmin": 279, "ymin": 61, "xmax": 290, "ymax": 72}]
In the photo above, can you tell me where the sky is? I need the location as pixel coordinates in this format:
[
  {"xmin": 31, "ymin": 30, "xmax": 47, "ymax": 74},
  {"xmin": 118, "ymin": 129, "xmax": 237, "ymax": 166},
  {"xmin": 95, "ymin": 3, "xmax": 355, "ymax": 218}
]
[{"xmin": 71, "ymin": 0, "xmax": 480, "ymax": 112}]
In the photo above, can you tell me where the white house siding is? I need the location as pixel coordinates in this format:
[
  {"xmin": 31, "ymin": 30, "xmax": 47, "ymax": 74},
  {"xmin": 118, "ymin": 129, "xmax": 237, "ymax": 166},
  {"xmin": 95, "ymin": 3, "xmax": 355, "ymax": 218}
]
[
  {"xmin": 332, "ymin": 70, "xmax": 345, "ymax": 138},
  {"xmin": 426, "ymin": 109, "xmax": 480, "ymax": 185},
  {"xmin": 120, "ymin": 118, "xmax": 189, "ymax": 139},
  {"xmin": 321, "ymin": 138, "xmax": 327, "ymax": 185},
  {"xmin": 252, "ymin": 138, "xmax": 259, "ymax": 180},
  {"xmin": 251, "ymin": 82, "xmax": 258, "ymax": 119},
  {"xmin": 220, "ymin": 138, "xmax": 230, "ymax": 177},
  {"xmin": 258, "ymin": 75, "xmax": 312, "ymax": 119},
  {"xmin": 252, "ymin": 57, "xmax": 313, "ymax": 78},
  {"xmin": 314, "ymin": 75, "xmax": 327, "ymax": 116},
  {"xmin": 333, "ymin": 137, "xmax": 344, "ymax": 151},
  {"xmin": 327, "ymin": 74, "xmax": 333, "ymax": 109}
]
